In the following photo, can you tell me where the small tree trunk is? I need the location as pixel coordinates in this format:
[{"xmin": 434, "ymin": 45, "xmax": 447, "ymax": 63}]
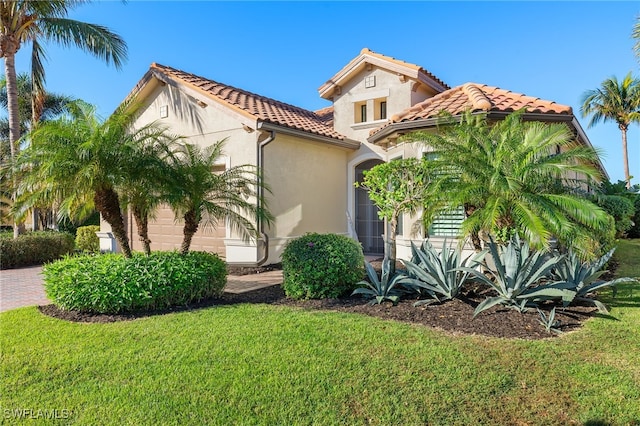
[
  {"xmin": 180, "ymin": 210, "xmax": 199, "ymax": 255},
  {"xmin": 94, "ymin": 188, "xmax": 132, "ymax": 258},
  {"xmin": 387, "ymin": 216, "xmax": 398, "ymax": 276},
  {"xmin": 620, "ymin": 125, "xmax": 631, "ymax": 189},
  {"xmin": 132, "ymin": 207, "xmax": 151, "ymax": 256}
]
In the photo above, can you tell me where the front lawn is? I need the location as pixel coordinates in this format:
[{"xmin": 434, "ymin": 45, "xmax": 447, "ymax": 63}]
[{"xmin": 1, "ymin": 242, "xmax": 639, "ymax": 425}]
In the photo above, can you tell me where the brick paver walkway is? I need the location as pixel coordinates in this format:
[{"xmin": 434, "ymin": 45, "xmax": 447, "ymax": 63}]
[{"xmin": 0, "ymin": 266, "xmax": 283, "ymax": 313}]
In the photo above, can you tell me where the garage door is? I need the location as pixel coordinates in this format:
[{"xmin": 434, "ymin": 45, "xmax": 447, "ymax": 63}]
[{"xmin": 130, "ymin": 205, "xmax": 226, "ymax": 258}]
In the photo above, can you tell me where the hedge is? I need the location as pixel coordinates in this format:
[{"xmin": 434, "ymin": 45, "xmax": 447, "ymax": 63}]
[{"xmin": 0, "ymin": 231, "xmax": 75, "ymax": 269}]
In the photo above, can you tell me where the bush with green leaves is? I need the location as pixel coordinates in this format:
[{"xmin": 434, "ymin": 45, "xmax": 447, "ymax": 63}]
[
  {"xmin": 43, "ymin": 251, "xmax": 227, "ymax": 313},
  {"xmin": 461, "ymin": 236, "xmax": 574, "ymax": 316},
  {"xmin": 628, "ymin": 195, "xmax": 640, "ymax": 238},
  {"xmin": 593, "ymin": 195, "xmax": 635, "ymax": 237},
  {"xmin": 402, "ymin": 240, "xmax": 484, "ymax": 306},
  {"xmin": 352, "ymin": 259, "xmax": 408, "ymax": 305},
  {"xmin": 0, "ymin": 231, "xmax": 75, "ymax": 269},
  {"xmin": 75, "ymin": 225, "xmax": 100, "ymax": 253},
  {"xmin": 282, "ymin": 233, "xmax": 364, "ymax": 299}
]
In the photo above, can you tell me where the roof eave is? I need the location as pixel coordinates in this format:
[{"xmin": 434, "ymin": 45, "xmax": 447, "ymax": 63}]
[{"xmin": 258, "ymin": 122, "xmax": 360, "ymax": 150}]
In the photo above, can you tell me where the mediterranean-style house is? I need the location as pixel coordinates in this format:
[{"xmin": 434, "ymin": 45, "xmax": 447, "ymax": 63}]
[{"xmin": 100, "ymin": 48, "xmax": 606, "ymax": 264}]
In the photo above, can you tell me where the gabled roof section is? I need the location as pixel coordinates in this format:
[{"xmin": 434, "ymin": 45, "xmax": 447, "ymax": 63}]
[
  {"xmin": 318, "ymin": 48, "xmax": 450, "ymax": 100},
  {"xmin": 369, "ymin": 83, "xmax": 573, "ymax": 140},
  {"xmin": 140, "ymin": 63, "xmax": 350, "ymax": 142}
]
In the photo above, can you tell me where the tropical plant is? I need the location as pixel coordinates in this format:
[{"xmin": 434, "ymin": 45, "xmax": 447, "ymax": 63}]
[
  {"xmin": 401, "ymin": 240, "xmax": 484, "ymax": 306},
  {"xmin": 408, "ymin": 111, "xmax": 611, "ymax": 259},
  {"xmin": 17, "ymin": 101, "xmax": 171, "ymax": 258},
  {"xmin": 461, "ymin": 236, "xmax": 575, "ymax": 316},
  {"xmin": 164, "ymin": 140, "xmax": 273, "ymax": 255},
  {"xmin": 118, "ymin": 128, "xmax": 181, "ymax": 255},
  {"xmin": 0, "ymin": 0, "xmax": 127, "ymax": 237},
  {"xmin": 352, "ymin": 259, "xmax": 408, "ymax": 305},
  {"xmin": 0, "ymin": 73, "xmax": 73, "ymax": 230},
  {"xmin": 581, "ymin": 73, "xmax": 640, "ymax": 189},
  {"xmin": 356, "ymin": 158, "xmax": 431, "ymax": 274},
  {"xmin": 552, "ymin": 248, "xmax": 638, "ymax": 313},
  {"xmin": 537, "ymin": 307, "xmax": 563, "ymax": 335}
]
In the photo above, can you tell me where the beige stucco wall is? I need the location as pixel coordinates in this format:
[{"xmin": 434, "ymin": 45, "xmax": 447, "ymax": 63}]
[
  {"xmin": 332, "ymin": 67, "xmax": 417, "ymax": 142},
  {"xmin": 263, "ymin": 133, "xmax": 350, "ymax": 263}
]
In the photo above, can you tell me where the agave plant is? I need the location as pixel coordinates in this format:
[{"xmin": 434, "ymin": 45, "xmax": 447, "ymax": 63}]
[
  {"xmin": 352, "ymin": 259, "xmax": 408, "ymax": 305},
  {"xmin": 401, "ymin": 240, "xmax": 485, "ymax": 306},
  {"xmin": 537, "ymin": 307, "xmax": 563, "ymax": 334},
  {"xmin": 553, "ymin": 248, "xmax": 637, "ymax": 313},
  {"xmin": 460, "ymin": 236, "xmax": 575, "ymax": 317}
]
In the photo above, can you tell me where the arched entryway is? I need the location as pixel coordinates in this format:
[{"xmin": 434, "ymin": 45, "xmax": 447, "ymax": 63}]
[{"xmin": 355, "ymin": 159, "xmax": 384, "ymax": 255}]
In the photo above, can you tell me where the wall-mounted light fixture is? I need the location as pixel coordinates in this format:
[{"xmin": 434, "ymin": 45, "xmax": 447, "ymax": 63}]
[{"xmin": 160, "ymin": 105, "xmax": 168, "ymax": 118}]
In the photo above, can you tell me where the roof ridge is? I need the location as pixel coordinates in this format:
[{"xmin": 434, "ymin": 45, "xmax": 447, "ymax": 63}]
[
  {"xmin": 461, "ymin": 83, "xmax": 492, "ymax": 111},
  {"xmin": 151, "ymin": 63, "xmax": 325, "ymax": 119}
]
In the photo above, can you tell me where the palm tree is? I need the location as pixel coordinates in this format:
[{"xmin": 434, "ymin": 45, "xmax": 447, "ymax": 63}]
[
  {"xmin": 165, "ymin": 140, "xmax": 273, "ymax": 255},
  {"xmin": 119, "ymin": 130, "xmax": 182, "ymax": 256},
  {"xmin": 411, "ymin": 111, "xmax": 611, "ymax": 258},
  {"xmin": 18, "ymin": 101, "xmax": 167, "ymax": 258},
  {"xmin": 1, "ymin": 73, "xmax": 72, "ymax": 229},
  {"xmin": 0, "ymin": 0, "xmax": 127, "ymax": 237},
  {"xmin": 581, "ymin": 73, "xmax": 640, "ymax": 189}
]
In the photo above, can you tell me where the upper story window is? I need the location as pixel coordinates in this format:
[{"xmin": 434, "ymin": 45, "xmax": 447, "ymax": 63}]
[
  {"xmin": 355, "ymin": 101, "xmax": 367, "ymax": 123},
  {"xmin": 375, "ymin": 99, "xmax": 387, "ymax": 120},
  {"xmin": 354, "ymin": 98, "xmax": 388, "ymax": 124}
]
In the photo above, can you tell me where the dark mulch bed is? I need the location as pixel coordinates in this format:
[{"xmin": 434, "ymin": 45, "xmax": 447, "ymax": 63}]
[
  {"xmin": 226, "ymin": 263, "xmax": 282, "ymax": 276},
  {"xmin": 38, "ymin": 282, "xmax": 599, "ymax": 340}
]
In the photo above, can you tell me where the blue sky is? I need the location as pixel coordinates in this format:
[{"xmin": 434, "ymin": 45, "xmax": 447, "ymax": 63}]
[{"xmin": 9, "ymin": 1, "xmax": 640, "ymax": 185}]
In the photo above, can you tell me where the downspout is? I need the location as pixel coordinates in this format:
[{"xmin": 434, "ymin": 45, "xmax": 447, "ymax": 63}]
[
  {"xmin": 254, "ymin": 130, "xmax": 275, "ymax": 265},
  {"xmin": 222, "ymin": 129, "xmax": 274, "ymax": 267}
]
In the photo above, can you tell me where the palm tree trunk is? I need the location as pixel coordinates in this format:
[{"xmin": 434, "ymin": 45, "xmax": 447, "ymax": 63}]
[
  {"xmin": 180, "ymin": 210, "xmax": 199, "ymax": 255},
  {"xmin": 464, "ymin": 203, "xmax": 482, "ymax": 251},
  {"xmin": 94, "ymin": 188, "xmax": 132, "ymax": 258},
  {"xmin": 620, "ymin": 124, "xmax": 631, "ymax": 189},
  {"xmin": 4, "ymin": 52, "xmax": 21, "ymax": 239},
  {"xmin": 132, "ymin": 207, "xmax": 151, "ymax": 256}
]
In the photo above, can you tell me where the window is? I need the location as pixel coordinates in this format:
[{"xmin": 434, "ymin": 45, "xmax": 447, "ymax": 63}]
[
  {"xmin": 354, "ymin": 101, "xmax": 367, "ymax": 123},
  {"xmin": 365, "ymin": 75, "xmax": 376, "ymax": 88},
  {"xmin": 428, "ymin": 207, "xmax": 465, "ymax": 237},
  {"xmin": 373, "ymin": 98, "xmax": 387, "ymax": 121},
  {"xmin": 423, "ymin": 151, "xmax": 464, "ymax": 237}
]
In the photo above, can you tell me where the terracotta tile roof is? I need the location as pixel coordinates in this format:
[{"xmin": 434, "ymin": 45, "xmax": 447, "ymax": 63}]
[
  {"xmin": 314, "ymin": 106, "xmax": 334, "ymax": 126},
  {"xmin": 150, "ymin": 63, "xmax": 347, "ymax": 141},
  {"xmin": 371, "ymin": 83, "xmax": 573, "ymax": 137}
]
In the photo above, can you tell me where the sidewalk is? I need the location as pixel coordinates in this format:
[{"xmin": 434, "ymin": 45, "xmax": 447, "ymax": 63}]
[{"xmin": 0, "ymin": 266, "xmax": 283, "ymax": 313}]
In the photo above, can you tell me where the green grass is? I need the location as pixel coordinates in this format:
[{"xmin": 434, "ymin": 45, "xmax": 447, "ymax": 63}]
[{"xmin": 1, "ymin": 243, "xmax": 639, "ymax": 425}]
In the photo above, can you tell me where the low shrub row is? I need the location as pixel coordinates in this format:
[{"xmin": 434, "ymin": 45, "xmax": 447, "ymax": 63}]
[
  {"xmin": 43, "ymin": 251, "xmax": 227, "ymax": 313},
  {"xmin": 0, "ymin": 231, "xmax": 75, "ymax": 269},
  {"xmin": 282, "ymin": 233, "xmax": 364, "ymax": 299}
]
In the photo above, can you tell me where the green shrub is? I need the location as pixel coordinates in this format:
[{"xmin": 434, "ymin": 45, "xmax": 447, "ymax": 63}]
[
  {"xmin": 0, "ymin": 231, "xmax": 75, "ymax": 269},
  {"xmin": 43, "ymin": 251, "xmax": 227, "ymax": 313},
  {"xmin": 282, "ymin": 233, "xmax": 364, "ymax": 299},
  {"xmin": 627, "ymin": 195, "xmax": 640, "ymax": 238},
  {"xmin": 594, "ymin": 195, "xmax": 635, "ymax": 237},
  {"xmin": 75, "ymin": 225, "xmax": 100, "ymax": 253}
]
